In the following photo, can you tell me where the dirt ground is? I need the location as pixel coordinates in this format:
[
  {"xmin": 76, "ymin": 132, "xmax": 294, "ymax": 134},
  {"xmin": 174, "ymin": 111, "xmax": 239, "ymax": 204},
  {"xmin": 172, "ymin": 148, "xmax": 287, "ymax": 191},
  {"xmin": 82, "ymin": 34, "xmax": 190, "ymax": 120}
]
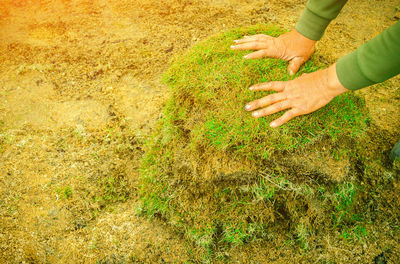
[{"xmin": 0, "ymin": 0, "xmax": 399, "ymax": 263}]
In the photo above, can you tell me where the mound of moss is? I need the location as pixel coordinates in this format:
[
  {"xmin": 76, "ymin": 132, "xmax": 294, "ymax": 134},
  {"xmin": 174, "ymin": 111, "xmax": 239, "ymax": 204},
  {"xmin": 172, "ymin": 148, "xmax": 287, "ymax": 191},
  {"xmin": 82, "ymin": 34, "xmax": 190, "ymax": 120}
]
[{"xmin": 139, "ymin": 25, "xmax": 369, "ymax": 250}]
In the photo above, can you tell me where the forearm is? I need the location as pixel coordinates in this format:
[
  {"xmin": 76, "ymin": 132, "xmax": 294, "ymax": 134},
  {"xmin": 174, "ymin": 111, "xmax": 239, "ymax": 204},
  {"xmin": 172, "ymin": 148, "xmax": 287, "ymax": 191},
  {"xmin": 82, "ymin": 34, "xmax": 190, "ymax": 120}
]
[
  {"xmin": 296, "ymin": 0, "xmax": 348, "ymax": 41},
  {"xmin": 336, "ymin": 21, "xmax": 400, "ymax": 91}
]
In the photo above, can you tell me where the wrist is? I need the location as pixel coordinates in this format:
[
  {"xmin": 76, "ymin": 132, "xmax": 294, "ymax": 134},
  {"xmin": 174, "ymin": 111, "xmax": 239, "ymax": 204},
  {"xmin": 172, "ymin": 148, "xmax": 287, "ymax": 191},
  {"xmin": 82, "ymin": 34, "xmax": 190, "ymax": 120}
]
[
  {"xmin": 296, "ymin": 7, "xmax": 331, "ymax": 41},
  {"xmin": 326, "ymin": 63, "xmax": 349, "ymax": 96},
  {"xmin": 293, "ymin": 29, "xmax": 317, "ymax": 47}
]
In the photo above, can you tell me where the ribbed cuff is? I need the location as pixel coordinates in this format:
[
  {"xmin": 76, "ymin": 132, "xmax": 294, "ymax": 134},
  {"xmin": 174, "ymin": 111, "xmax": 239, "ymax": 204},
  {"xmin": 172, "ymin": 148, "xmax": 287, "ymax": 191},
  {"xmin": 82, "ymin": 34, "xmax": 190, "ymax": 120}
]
[
  {"xmin": 336, "ymin": 51, "xmax": 376, "ymax": 91},
  {"xmin": 296, "ymin": 7, "xmax": 331, "ymax": 41}
]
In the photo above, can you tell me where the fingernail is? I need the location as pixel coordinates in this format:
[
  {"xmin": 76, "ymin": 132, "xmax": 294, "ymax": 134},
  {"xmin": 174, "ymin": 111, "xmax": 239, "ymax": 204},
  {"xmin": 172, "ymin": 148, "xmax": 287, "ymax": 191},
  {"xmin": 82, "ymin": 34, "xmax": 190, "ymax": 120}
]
[
  {"xmin": 243, "ymin": 55, "xmax": 248, "ymax": 59},
  {"xmin": 270, "ymin": 122, "xmax": 277, "ymax": 128},
  {"xmin": 245, "ymin": 104, "xmax": 251, "ymax": 111},
  {"xmin": 234, "ymin": 40, "xmax": 239, "ymax": 43},
  {"xmin": 249, "ymin": 86, "xmax": 254, "ymax": 90},
  {"xmin": 252, "ymin": 112, "xmax": 260, "ymax": 117},
  {"xmin": 244, "ymin": 35, "xmax": 249, "ymax": 38},
  {"xmin": 230, "ymin": 45, "xmax": 235, "ymax": 49},
  {"xmin": 289, "ymin": 70, "xmax": 294, "ymax": 76}
]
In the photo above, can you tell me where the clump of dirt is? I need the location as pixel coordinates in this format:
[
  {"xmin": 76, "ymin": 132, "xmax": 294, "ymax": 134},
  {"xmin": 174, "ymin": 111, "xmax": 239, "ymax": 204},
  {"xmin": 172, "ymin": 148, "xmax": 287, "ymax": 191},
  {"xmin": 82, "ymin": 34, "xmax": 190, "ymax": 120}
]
[{"xmin": 139, "ymin": 25, "xmax": 371, "ymax": 252}]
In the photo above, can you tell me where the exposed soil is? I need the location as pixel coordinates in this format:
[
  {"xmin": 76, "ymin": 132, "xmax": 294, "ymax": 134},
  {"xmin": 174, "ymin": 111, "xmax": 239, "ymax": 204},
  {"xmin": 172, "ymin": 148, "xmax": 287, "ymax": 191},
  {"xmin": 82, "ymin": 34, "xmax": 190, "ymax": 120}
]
[{"xmin": 0, "ymin": 0, "xmax": 399, "ymax": 263}]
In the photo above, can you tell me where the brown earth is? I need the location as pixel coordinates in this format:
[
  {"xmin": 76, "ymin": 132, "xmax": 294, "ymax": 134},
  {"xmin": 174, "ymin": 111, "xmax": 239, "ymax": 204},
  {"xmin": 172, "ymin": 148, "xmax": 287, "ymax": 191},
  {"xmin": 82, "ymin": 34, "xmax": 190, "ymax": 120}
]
[{"xmin": 0, "ymin": 0, "xmax": 399, "ymax": 263}]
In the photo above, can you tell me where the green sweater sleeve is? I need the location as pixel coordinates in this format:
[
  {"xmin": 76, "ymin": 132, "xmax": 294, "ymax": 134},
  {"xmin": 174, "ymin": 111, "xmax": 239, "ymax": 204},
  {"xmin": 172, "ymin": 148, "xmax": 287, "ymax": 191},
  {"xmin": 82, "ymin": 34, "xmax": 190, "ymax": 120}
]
[
  {"xmin": 336, "ymin": 21, "xmax": 400, "ymax": 91},
  {"xmin": 296, "ymin": 0, "xmax": 348, "ymax": 41}
]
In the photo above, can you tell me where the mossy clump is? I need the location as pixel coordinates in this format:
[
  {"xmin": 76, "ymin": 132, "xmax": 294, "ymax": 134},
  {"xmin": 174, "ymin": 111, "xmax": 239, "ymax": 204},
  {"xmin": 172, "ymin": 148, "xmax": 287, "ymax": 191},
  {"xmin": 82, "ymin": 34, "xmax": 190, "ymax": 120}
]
[{"xmin": 139, "ymin": 25, "xmax": 369, "ymax": 250}]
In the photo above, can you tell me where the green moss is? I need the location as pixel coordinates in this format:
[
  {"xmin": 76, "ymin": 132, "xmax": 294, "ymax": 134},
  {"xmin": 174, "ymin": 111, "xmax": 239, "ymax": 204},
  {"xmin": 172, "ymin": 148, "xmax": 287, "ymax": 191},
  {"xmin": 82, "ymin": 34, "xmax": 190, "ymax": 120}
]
[{"xmin": 139, "ymin": 25, "xmax": 369, "ymax": 250}]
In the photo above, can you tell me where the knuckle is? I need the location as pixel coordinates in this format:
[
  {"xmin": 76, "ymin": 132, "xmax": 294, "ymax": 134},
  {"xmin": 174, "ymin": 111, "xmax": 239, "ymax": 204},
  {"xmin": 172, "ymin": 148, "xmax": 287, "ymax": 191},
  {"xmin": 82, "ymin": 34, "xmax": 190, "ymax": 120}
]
[
  {"xmin": 276, "ymin": 101, "xmax": 285, "ymax": 109},
  {"xmin": 249, "ymin": 43, "xmax": 257, "ymax": 49},
  {"xmin": 286, "ymin": 92, "xmax": 295, "ymax": 99},
  {"xmin": 254, "ymin": 43, "xmax": 262, "ymax": 49},
  {"xmin": 268, "ymin": 94, "xmax": 277, "ymax": 103},
  {"xmin": 268, "ymin": 37, "xmax": 276, "ymax": 46},
  {"xmin": 275, "ymin": 82, "xmax": 285, "ymax": 91}
]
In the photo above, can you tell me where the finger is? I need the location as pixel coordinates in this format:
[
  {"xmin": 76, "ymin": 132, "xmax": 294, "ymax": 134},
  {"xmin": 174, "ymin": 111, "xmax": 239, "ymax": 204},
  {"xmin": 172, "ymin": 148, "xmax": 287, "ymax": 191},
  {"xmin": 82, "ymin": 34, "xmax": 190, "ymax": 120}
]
[
  {"xmin": 270, "ymin": 109, "xmax": 299, "ymax": 128},
  {"xmin": 249, "ymin": 81, "xmax": 285, "ymax": 92},
  {"xmin": 245, "ymin": 93, "xmax": 286, "ymax": 111},
  {"xmin": 230, "ymin": 41, "xmax": 269, "ymax": 51},
  {"xmin": 244, "ymin": 47, "xmax": 280, "ymax": 59},
  {"xmin": 287, "ymin": 57, "xmax": 305, "ymax": 75},
  {"xmin": 252, "ymin": 100, "xmax": 291, "ymax": 118},
  {"xmin": 243, "ymin": 50, "xmax": 267, "ymax": 59},
  {"xmin": 234, "ymin": 34, "xmax": 272, "ymax": 44}
]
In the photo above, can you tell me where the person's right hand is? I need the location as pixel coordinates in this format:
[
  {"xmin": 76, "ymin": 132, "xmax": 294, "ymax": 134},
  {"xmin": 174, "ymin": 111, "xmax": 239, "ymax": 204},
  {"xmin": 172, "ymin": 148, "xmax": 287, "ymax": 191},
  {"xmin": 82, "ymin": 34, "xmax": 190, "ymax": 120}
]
[{"xmin": 230, "ymin": 30, "xmax": 316, "ymax": 75}]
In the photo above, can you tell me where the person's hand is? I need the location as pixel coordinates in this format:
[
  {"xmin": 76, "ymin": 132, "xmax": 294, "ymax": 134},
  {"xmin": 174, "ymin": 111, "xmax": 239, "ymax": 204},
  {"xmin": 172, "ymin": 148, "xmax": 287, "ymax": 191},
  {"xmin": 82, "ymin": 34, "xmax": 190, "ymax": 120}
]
[
  {"xmin": 244, "ymin": 64, "xmax": 349, "ymax": 128},
  {"xmin": 230, "ymin": 30, "xmax": 316, "ymax": 75}
]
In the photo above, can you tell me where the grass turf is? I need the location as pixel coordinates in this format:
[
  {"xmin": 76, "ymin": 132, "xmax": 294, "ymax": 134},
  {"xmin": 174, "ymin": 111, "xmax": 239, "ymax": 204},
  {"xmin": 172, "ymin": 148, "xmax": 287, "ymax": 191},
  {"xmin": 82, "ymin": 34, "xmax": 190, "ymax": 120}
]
[{"xmin": 138, "ymin": 25, "xmax": 370, "ymax": 252}]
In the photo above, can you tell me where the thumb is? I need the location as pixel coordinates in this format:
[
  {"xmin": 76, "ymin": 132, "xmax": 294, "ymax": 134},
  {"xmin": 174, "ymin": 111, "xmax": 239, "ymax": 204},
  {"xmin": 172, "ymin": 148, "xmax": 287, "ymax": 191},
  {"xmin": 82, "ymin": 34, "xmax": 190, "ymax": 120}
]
[{"xmin": 287, "ymin": 57, "xmax": 304, "ymax": 76}]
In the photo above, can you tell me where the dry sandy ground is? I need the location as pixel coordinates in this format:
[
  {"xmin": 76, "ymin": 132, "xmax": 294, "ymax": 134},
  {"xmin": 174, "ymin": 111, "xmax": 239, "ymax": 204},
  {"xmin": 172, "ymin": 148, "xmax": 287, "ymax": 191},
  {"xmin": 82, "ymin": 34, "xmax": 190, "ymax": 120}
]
[{"xmin": 0, "ymin": 0, "xmax": 399, "ymax": 263}]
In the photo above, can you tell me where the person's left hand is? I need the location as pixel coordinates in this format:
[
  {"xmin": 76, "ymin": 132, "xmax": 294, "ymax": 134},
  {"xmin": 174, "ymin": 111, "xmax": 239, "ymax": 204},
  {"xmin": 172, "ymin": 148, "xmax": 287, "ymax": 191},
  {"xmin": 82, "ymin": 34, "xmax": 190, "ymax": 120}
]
[
  {"xmin": 244, "ymin": 64, "xmax": 349, "ymax": 127},
  {"xmin": 231, "ymin": 30, "xmax": 316, "ymax": 75}
]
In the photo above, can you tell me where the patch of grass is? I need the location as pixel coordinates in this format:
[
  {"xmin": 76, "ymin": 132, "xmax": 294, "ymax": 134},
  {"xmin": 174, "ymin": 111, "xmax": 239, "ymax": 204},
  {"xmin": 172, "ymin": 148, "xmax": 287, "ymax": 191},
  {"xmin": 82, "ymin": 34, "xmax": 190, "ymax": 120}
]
[
  {"xmin": 139, "ymin": 25, "xmax": 369, "ymax": 250},
  {"xmin": 187, "ymin": 226, "xmax": 215, "ymax": 248},
  {"xmin": 250, "ymin": 178, "xmax": 275, "ymax": 201},
  {"xmin": 95, "ymin": 176, "xmax": 129, "ymax": 205},
  {"xmin": 0, "ymin": 121, "xmax": 13, "ymax": 154},
  {"xmin": 222, "ymin": 222, "xmax": 267, "ymax": 246},
  {"xmin": 295, "ymin": 223, "xmax": 310, "ymax": 251},
  {"xmin": 57, "ymin": 186, "xmax": 73, "ymax": 199},
  {"xmin": 332, "ymin": 182, "xmax": 357, "ymax": 226},
  {"xmin": 339, "ymin": 222, "xmax": 368, "ymax": 243}
]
